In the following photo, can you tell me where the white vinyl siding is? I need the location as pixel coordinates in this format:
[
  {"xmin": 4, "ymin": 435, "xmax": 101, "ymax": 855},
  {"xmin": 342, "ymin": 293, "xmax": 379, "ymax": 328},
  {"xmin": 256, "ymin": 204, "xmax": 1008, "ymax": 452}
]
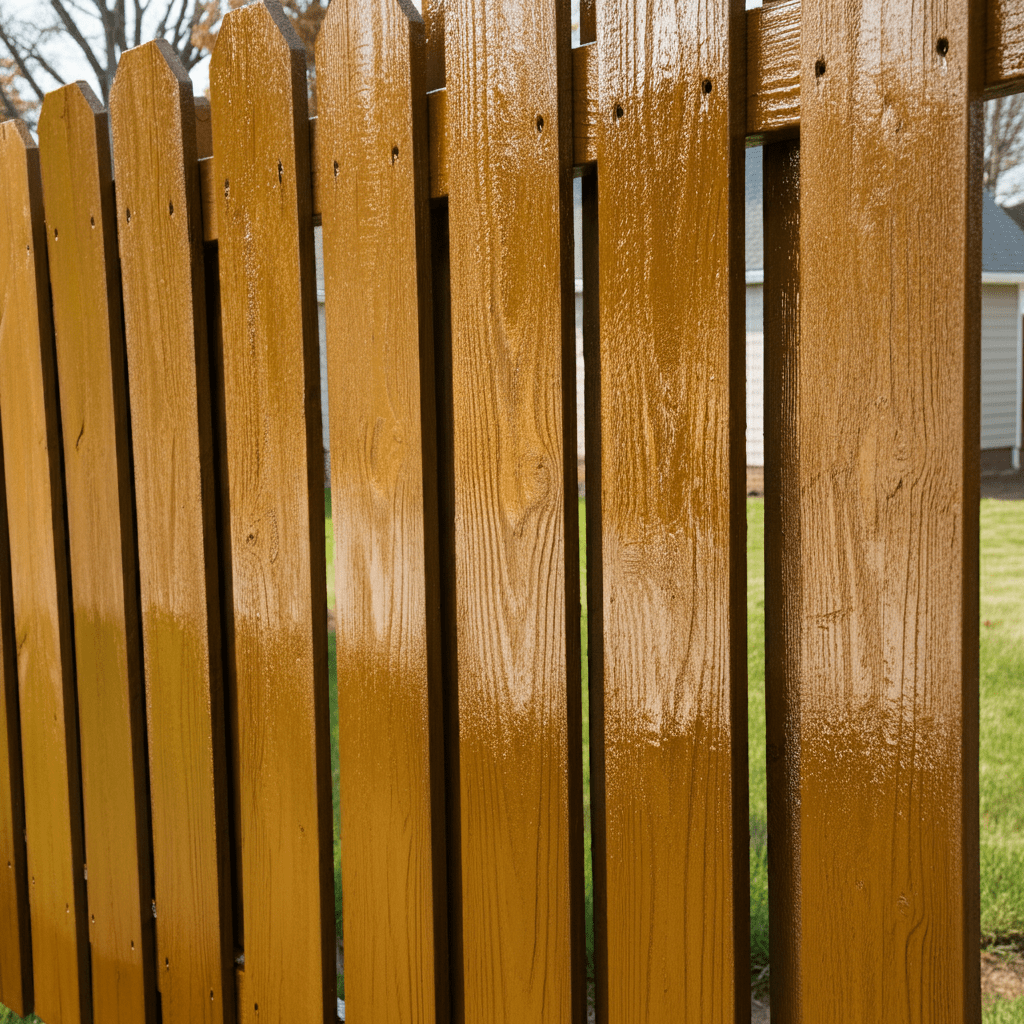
[
  {"xmin": 982, "ymin": 284, "xmax": 1020, "ymax": 450},
  {"xmin": 746, "ymin": 284, "xmax": 764, "ymax": 467}
]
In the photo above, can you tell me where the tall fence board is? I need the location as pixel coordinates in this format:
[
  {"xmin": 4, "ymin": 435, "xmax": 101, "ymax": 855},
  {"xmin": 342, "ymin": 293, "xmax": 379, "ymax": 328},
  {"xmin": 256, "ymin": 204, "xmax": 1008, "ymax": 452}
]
[
  {"xmin": 0, "ymin": 424, "xmax": 31, "ymax": 1017},
  {"xmin": 0, "ymin": 119, "xmax": 90, "ymax": 1024},
  {"xmin": 209, "ymin": 4, "xmax": 335, "ymax": 1022},
  {"xmin": 445, "ymin": 0, "xmax": 584, "ymax": 1021},
  {"xmin": 109, "ymin": 41, "xmax": 236, "ymax": 1024},
  {"xmin": 796, "ymin": 2, "xmax": 982, "ymax": 1022},
  {"xmin": 317, "ymin": 3, "xmax": 449, "ymax": 1023},
  {"xmin": 589, "ymin": 2, "xmax": 748, "ymax": 1022},
  {"xmin": 37, "ymin": 81, "xmax": 155, "ymax": 1024}
]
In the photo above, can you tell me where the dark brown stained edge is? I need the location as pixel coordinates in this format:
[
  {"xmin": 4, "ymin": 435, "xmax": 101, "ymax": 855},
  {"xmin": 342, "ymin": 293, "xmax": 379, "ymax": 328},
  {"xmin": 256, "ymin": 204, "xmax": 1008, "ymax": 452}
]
[
  {"xmin": 0, "ymin": 119, "xmax": 91, "ymax": 1024},
  {"xmin": 429, "ymin": 203, "xmax": 462, "ymax": 1024},
  {"xmin": 987, "ymin": 0, "xmax": 1024, "ymax": 97},
  {"xmin": 580, "ymin": 166, "xmax": 603, "ymax": 1024},
  {"xmin": 39, "ymin": 79, "xmax": 158, "ymax": 1024},
  {"xmin": 0, "ymin": 418, "xmax": 32, "ymax": 1016},
  {"xmin": 579, "ymin": 0, "xmax": 595, "ymax": 46},
  {"xmin": 407, "ymin": 10, "xmax": 453, "ymax": 1017},
  {"xmin": 761, "ymin": 135, "xmax": 801, "ymax": 1024}
]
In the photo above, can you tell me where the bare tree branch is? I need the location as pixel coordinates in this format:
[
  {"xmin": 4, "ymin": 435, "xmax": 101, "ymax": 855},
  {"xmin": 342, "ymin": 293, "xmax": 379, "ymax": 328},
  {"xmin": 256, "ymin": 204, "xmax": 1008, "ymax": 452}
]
[
  {"xmin": 50, "ymin": 0, "xmax": 107, "ymax": 86},
  {"xmin": 0, "ymin": 23, "xmax": 48, "ymax": 102},
  {"xmin": 0, "ymin": 82, "xmax": 21, "ymax": 120}
]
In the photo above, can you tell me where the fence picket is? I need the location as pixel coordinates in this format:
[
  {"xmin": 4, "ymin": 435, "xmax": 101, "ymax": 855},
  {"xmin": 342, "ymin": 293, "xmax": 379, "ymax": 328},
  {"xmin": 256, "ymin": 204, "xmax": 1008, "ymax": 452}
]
[
  {"xmin": 0, "ymin": 118, "xmax": 91, "ymax": 1024},
  {"xmin": 0, "ymin": 423, "xmax": 31, "ymax": 1016},
  {"xmin": 209, "ymin": 4, "xmax": 335, "ymax": 1021},
  {"xmin": 588, "ymin": 2, "xmax": 749, "ymax": 1021},
  {"xmin": 795, "ymin": 2, "xmax": 982, "ymax": 1021},
  {"xmin": 317, "ymin": 3, "xmax": 449, "ymax": 1023},
  {"xmin": 109, "ymin": 42, "xmax": 236, "ymax": 1024},
  {"xmin": 37, "ymin": 81, "xmax": 156, "ymax": 1024},
  {"xmin": 445, "ymin": 0, "xmax": 584, "ymax": 1020}
]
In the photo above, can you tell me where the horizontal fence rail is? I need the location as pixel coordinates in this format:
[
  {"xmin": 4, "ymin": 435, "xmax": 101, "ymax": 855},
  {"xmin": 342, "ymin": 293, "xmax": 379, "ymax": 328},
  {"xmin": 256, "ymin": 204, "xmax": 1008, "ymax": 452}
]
[{"xmin": 0, "ymin": 0, "xmax": 1020, "ymax": 1022}]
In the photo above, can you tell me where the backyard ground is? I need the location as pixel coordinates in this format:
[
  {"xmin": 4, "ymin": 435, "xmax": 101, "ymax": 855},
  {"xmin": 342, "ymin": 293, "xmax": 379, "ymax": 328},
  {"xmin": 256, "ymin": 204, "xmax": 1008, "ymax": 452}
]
[{"xmin": 2, "ymin": 494, "xmax": 1021, "ymax": 1024}]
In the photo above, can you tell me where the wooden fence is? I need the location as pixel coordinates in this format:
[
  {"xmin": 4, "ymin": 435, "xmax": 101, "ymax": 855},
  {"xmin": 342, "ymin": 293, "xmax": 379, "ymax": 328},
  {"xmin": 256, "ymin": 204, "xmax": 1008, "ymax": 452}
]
[{"xmin": 0, "ymin": 0, "xmax": 1022, "ymax": 1022}]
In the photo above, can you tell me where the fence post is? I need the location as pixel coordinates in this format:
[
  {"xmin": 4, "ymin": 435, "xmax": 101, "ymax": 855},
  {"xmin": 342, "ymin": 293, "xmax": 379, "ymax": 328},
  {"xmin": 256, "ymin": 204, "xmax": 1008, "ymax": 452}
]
[
  {"xmin": 37, "ymin": 81, "xmax": 156, "ymax": 1024},
  {"xmin": 209, "ymin": 4, "xmax": 335, "ymax": 1021},
  {"xmin": 444, "ymin": 0, "xmax": 585, "ymax": 1018},
  {"xmin": 793, "ymin": 1, "xmax": 982, "ymax": 1020},
  {"xmin": 316, "ymin": 2, "xmax": 450, "ymax": 1022},
  {"xmin": 0, "ymin": 118, "xmax": 91, "ymax": 1024},
  {"xmin": 110, "ymin": 41, "xmax": 237, "ymax": 1024}
]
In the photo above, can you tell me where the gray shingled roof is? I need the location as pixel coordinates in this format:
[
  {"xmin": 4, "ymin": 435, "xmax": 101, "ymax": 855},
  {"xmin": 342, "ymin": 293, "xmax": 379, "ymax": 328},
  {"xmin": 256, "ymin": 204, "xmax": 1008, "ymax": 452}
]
[{"xmin": 744, "ymin": 146, "xmax": 1024, "ymax": 276}]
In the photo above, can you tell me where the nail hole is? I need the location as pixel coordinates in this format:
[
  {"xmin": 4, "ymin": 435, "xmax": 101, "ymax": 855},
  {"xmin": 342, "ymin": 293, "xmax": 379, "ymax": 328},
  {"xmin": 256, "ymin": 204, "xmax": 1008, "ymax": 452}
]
[
  {"xmin": 278, "ymin": 160, "xmax": 283, "ymax": 183},
  {"xmin": 391, "ymin": 145, "xmax": 400, "ymax": 163},
  {"xmin": 126, "ymin": 208, "xmax": 131, "ymax": 223},
  {"xmin": 936, "ymin": 37, "xmax": 949, "ymax": 56},
  {"xmin": 53, "ymin": 228, "xmax": 58, "ymax": 240},
  {"xmin": 536, "ymin": 115, "xmax": 544, "ymax": 132},
  {"xmin": 702, "ymin": 79, "xmax": 712, "ymax": 94},
  {"xmin": 168, "ymin": 201, "xmax": 174, "ymax": 216},
  {"xmin": 90, "ymin": 216, "xmax": 95, "ymax": 228},
  {"xmin": 224, "ymin": 179, "xmax": 229, "ymax": 198},
  {"xmin": 131, "ymin": 941, "xmax": 134, "ymax": 949},
  {"xmin": 210, "ymin": 991, "xmax": 215, "ymax": 1001},
  {"xmin": 65, "ymin": 904, "xmax": 69, "ymax": 913},
  {"xmin": 614, "ymin": 104, "xmax": 624, "ymax": 120},
  {"xmin": 333, "ymin": 159, "xmax": 339, "ymax": 177},
  {"xmin": 255, "ymin": 1004, "xmax": 259, "ymax": 1014},
  {"xmin": 815, "ymin": 59, "xmax": 826, "ymax": 78},
  {"xmin": 91, "ymin": 915, "xmax": 94, "ymax": 923},
  {"xmin": 165, "ymin": 959, "xmax": 169, "ymax": 969}
]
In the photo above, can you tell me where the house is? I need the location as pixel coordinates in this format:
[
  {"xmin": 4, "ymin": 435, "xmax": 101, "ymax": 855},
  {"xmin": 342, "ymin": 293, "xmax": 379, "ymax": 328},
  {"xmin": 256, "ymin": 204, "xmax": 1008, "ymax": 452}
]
[{"xmin": 745, "ymin": 147, "xmax": 1024, "ymax": 476}]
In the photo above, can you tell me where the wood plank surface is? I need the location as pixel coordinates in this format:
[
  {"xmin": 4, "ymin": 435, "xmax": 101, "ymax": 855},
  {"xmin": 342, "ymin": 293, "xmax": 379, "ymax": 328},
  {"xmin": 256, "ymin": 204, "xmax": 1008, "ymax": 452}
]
[
  {"xmin": 0, "ymin": 413, "xmax": 31, "ymax": 1016},
  {"xmin": 797, "ymin": 1, "xmax": 982, "ymax": 1021},
  {"xmin": 591, "ymin": 1, "xmax": 748, "ymax": 1021},
  {"xmin": 316, "ymin": 3, "xmax": 449, "ymax": 1022},
  {"xmin": 0, "ymin": 118, "xmax": 91, "ymax": 1024},
  {"xmin": 988, "ymin": 0, "xmax": 1024, "ymax": 95},
  {"xmin": 746, "ymin": 0, "xmax": 800, "ymax": 141},
  {"xmin": 445, "ymin": 0, "xmax": 584, "ymax": 1020},
  {"xmin": 37, "ymin": 81, "xmax": 155, "ymax": 1024},
  {"xmin": 208, "ymin": 4, "xmax": 335, "ymax": 1022},
  {"xmin": 109, "ymin": 41, "xmax": 236, "ymax": 1024}
]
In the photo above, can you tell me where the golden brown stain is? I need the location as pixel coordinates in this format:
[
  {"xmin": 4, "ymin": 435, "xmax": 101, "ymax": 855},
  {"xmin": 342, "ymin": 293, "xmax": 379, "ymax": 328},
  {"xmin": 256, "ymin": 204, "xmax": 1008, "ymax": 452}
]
[
  {"xmin": 38, "ymin": 80, "xmax": 156, "ymax": 1024},
  {"xmin": 317, "ymin": 1, "xmax": 449, "ymax": 1022},
  {"xmin": 590, "ymin": 2, "xmax": 748, "ymax": 1022},
  {"xmin": 209, "ymin": 4, "xmax": 335, "ymax": 1022},
  {"xmin": 445, "ymin": 0, "xmax": 585, "ymax": 1019},
  {"xmin": 110, "ymin": 41, "xmax": 236, "ymax": 1024},
  {"xmin": 0, "ymin": 118, "xmax": 90, "ymax": 1024},
  {"xmin": 797, "ymin": 0, "xmax": 982, "ymax": 1021}
]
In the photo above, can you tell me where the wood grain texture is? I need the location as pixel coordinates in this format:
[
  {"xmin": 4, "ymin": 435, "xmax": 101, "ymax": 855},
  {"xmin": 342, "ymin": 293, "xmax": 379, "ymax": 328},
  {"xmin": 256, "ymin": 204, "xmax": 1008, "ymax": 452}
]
[
  {"xmin": 572, "ymin": 45, "xmax": 597, "ymax": 168},
  {"xmin": 445, "ymin": 0, "xmax": 585, "ymax": 1019},
  {"xmin": 38, "ymin": 81, "xmax": 156, "ymax": 1024},
  {"xmin": 797, "ymin": 1, "xmax": 982, "ymax": 1021},
  {"xmin": 317, "ymin": 4, "xmax": 449, "ymax": 1022},
  {"xmin": 428, "ymin": 88, "xmax": 448, "ymax": 200},
  {"xmin": 746, "ymin": 0, "xmax": 800, "ymax": 141},
  {"xmin": 0, "ymin": 409, "xmax": 31, "ymax": 1016},
  {"xmin": 209, "ymin": 5, "xmax": 335, "ymax": 1022},
  {"xmin": 109, "ymin": 41, "xmax": 236, "ymax": 1024},
  {"xmin": 591, "ymin": 0, "xmax": 748, "ymax": 1021},
  {"xmin": 761, "ymin": 134, "xmax": 802, "ymax": 1024},
  {"xmin": 988, "ymin": 0, "xmax": 1024, "ymax": 95},
  {"xmin": 0, "ymin": 118, "xmax": 91, "ymax": 1024}
]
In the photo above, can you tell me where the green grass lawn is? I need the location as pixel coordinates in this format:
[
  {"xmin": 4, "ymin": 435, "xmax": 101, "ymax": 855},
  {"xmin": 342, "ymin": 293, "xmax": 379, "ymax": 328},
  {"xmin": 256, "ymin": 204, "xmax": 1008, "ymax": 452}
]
[{"xmin": 2, "ymin": 495, "xmax": 1021, "ymax": 1023}]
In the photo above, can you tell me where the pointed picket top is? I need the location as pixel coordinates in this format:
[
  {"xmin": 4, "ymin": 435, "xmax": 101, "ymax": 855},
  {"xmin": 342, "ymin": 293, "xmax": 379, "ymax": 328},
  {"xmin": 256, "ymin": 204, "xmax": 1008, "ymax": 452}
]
[
  {"xmin": 39, "ymin": 68, "xmax": 159, "ymax": 1024},
  {"xmin": 211, "ymin": 0, "xmax": 308, "ymax": 96}
]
